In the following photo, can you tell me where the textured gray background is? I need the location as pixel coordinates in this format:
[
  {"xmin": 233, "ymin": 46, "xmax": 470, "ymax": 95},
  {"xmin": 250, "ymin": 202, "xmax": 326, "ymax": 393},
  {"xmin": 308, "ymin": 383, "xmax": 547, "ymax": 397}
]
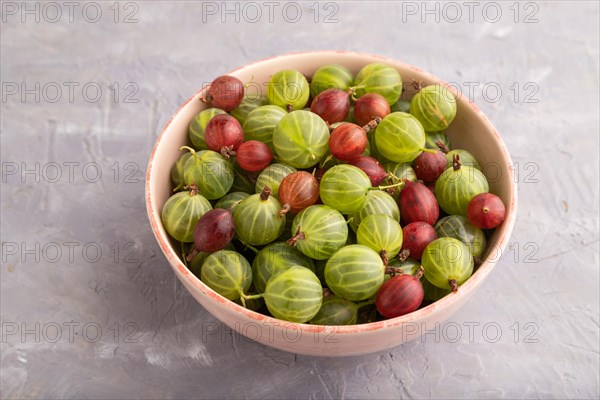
[{"xmin": 1, "ymin": 1, "xmax": 599, "ymax": 399}]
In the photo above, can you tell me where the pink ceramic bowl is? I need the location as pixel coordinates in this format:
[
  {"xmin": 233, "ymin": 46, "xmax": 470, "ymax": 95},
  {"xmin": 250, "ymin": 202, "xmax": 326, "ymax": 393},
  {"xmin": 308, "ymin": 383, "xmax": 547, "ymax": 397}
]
[{"xmin": 145, "ymin": 51, "xmax": 517, "ymax": 356}]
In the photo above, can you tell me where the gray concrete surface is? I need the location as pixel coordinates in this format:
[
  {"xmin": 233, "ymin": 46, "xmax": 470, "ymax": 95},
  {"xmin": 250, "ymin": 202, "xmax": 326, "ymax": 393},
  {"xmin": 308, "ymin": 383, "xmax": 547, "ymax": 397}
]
[{"xmin": 1, "ymin": 1, "xmax": 599, "ymax": 399}]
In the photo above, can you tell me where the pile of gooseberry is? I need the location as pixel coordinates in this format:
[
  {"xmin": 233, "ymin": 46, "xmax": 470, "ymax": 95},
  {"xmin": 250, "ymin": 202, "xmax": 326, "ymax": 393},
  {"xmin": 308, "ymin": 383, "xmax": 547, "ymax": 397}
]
[{"xmin": 162, "ymin": 63, "xmax": 507, "ymax": 324}]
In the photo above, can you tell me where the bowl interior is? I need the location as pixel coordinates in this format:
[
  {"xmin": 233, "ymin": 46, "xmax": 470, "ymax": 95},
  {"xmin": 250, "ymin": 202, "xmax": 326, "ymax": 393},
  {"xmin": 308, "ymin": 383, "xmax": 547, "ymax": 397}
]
[{"xmin": 146, "ymin": 51, "xmax": 517, "ymax": 346}]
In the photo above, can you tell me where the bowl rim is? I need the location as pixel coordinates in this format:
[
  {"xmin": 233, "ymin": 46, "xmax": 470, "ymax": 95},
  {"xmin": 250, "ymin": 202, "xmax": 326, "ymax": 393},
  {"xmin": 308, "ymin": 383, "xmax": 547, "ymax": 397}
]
[{"xmin": 145, "ymin": 50, "xmax": 518, "ymax": 335}]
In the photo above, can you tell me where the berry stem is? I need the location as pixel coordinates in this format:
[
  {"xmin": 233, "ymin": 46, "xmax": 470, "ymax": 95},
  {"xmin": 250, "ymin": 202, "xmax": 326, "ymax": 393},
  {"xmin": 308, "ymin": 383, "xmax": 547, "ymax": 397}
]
[
  {"xmin": 380, "ymin": 249, "xmax": 389, "ymax": 266},
  {"xmin": 452, "ymin": 154, "xmax": 462, "ymax": 171},
  {"xmin": 362, "ymin": 117, "xmax": 382, "ymax": 134},
  {"xmin": 240, "ymin": 292, "xmax": 264, "ymax": 307},
  {"xmin": 372, "ymin": 180, "xmax": 406, "ymax": 191},
  {"xmin": 200, "ymin": 92, "xmax": 212, "ymax": 104},
  {"xmin": 419, "ymin": 148, "xmax": 437, "ymax": 154},
  {"xmin": 278, "ymin": 203, "xmax": 291, "ymax": 217},
  {"xmin": 385, "ymin": 173, "xmax": 403, "ymax": 196},
  {"xmin": 184, "ymin": 182, "xmax": 199, "ymax": 196},
  {"xmin": 259, "ymin": 186, "xmax": 273, "ymax": 201},
  {"xmin": 186, "ymin": 246, "xmax": 199, "ymax": 262},
  {"xmin": 179, "ymin": 145, "xmax": 196, "ymax": 155},
  {"xmin": 398, "ymin": 249, "xmax": 410, "ymax": 262},
  {"xmin": 287, "ymin": 227, "xmax": 305, "ymax": 246},
  {"xmin": 436, "ymin": 140, "xmax": 450, "ymax": 154},
  {"xmin": 242, "ymin": 242, "xmax": 260, "ymax": 254},
  {"xmin": 220, "ymin": 146, "xmax": 235, "ymax": 159},
  {"xmin": 411, "ymin": 79, "xmax": 423, "ymax": 91},
  {"xmin": 385, "ymin": 266, "xmax": 404, "ymax": 276},
  {"xmin": 449, "ymin": 279, "xmax": 459, "ymax": 292},
  {"xmin": 320, "ymin": 154, "xmax": 334, "ymax": 168},
  {"xmin": 349, "ymin": 84, "xmax": 366, "ymax": 91},
  {"xmin": 415, "ymin": 266, "xmax": 425, "ymax": 280}
]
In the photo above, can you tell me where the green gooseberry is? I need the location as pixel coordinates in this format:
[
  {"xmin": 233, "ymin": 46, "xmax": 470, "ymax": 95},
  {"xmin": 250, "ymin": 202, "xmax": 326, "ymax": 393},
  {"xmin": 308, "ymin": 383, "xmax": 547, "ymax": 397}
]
[
  {"xmin": 243, "ymin": 105, "xmax": 287, "ymax": 152},
  {"xmin": 181, "ymin": 147, "xmax": 234, "ymax": 200},
  {"xmin": 232, "ymin": 186, "xmax": 285, "ymax": 246},
  {"xmin": 422, "ymin": 237, "xmax": 474, "ymax": 292},
  {"xmin": 201, "ymin": 250, "xmax": 252, "ymax": 300},
  {"xmin": 410, "ymin": 84, "xmax": 457, "ymax": 132},
  {"xmin": 435, "ymin": 156, "xmax": 489, "ymax": 216},
  {"xmin": 272, "ymin": 110, "xmax": 330, "ymax": 169},
  {"xmin": 375, "ymin": 112, "xmax": 426, "ymax": 163},
  {"xmin": 310, "ymin": 64, "xmax": 354, "ymax": 98},
  {"xmin": 251, "ymin": 242, "xmax": 315, "ymax": 293},
  {"xmin": 267, "ymin": 69, "xmax": 310, "ymax": 111},
  {"xmin": 161, "ymin": 186, "xmax": 212, "ymax": 242},
  {"xmin": 289, "ymin": 205, "xmax": 348, "ymax": 260},
  {"xmin": 325, "ymin": 244, "xmax": 385, "ymax": 301},
  {"xmin": 353, "ymin": 63, "xmax": 403, "ymax": 105}
]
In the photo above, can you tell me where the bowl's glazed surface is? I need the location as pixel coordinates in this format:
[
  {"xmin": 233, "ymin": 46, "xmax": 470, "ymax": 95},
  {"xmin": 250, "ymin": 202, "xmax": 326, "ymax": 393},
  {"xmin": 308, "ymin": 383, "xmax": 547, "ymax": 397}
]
[{"xmin": 145, "ymin": 51, "xmax": 517, "ymax": 356}]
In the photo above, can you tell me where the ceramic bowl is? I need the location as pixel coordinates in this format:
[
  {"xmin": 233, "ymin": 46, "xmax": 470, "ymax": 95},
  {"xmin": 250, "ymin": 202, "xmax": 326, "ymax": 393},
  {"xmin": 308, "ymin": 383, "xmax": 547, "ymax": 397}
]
[{"xmin": 145, "ymin": 51, "xmax": 517, "ymax": 356}]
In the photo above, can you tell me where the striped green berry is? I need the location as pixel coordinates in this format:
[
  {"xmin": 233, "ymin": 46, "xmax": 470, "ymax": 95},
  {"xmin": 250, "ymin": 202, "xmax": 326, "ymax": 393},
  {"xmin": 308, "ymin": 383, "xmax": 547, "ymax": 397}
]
[
  {"xmin": 320, "ymin": 165, "xmax": 372, "ymax": 214},
  {"xmin": 290, "ymin": 205, "xmax": 348, "ymax": 260},
  {"xmin": 422, "ymin": 237, "xmax": 474, "ymax": 291},
  {"xmin": 200, "ymin": 250, "xmax": 252, "ymax": 300},
  {"xmin": 267, "ymin": 69, "xmax": 310, "ymax": 111},
  {"xmin": 310, "ymin": 64, "xmax": 354, "ymax": 98},
  {"xmin": 161, "ymin": 188, "xmax": 212, "ymax": 242},
  {"xmin": 252, "ymin": 242, "xmax": 315, "ymax": 293},
  {"xmin": 243, "ymin": 105, "xmax": 287, "ymax": 152},
  {"xmin": 410, "ymin": 85, "xmax": 457, "ymax": 132},
  {"xmin": 273, "ymin": 110, "xmax": 330, "ymax": 169},
  {"xmin": 182, "ymin": 149, "xmax": 234, "ymax": 200},
  {"xmin": 232, "ymin": 187, "xmax": 285, "ymax": 246},
  {"xmin": 375, "ymin": 112, "xmax": 426, "ymax": 163},
  {"xmin": 435, "ymin": 165, "xmax": 489, "ymax": 216},
  {"xmin": 353, "ymin": 63, "xmax": 403, "ymax": 105},
  {"xmin": 357, "ymin": 214, "xmax": 403, "ymax": 260},
  {"xmin": 263, "ymin": 266, "xmax": 323, "ymax": 323},
  {"xmin": 325, "ymin": 244, "xmax": 385, "ymax": 301}
]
